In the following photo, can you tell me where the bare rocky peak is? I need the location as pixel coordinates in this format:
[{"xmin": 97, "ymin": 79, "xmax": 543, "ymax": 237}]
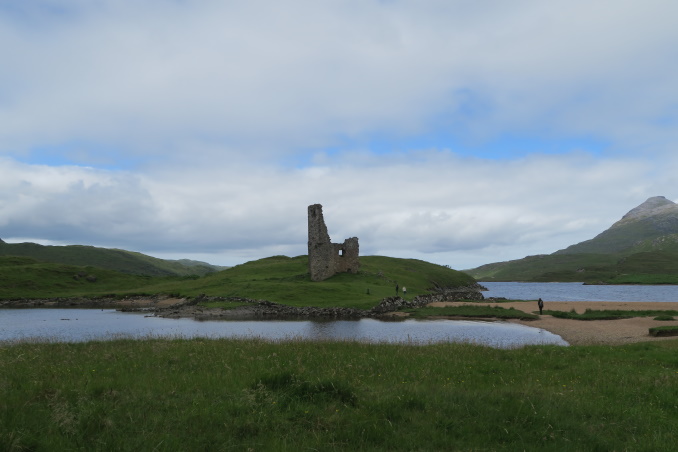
[{"xmin": 619, "ymin": 196, "xmax": 676, "ymax": 222}]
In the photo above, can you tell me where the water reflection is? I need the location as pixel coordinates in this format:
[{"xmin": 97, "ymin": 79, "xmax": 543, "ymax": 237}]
[{"xmin": 0, "ymin": 309, "xmax": 567, "ymax": 348}]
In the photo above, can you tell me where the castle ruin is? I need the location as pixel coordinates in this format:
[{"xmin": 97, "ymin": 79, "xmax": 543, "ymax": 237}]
[{"xmin": 307, "ymin": 204, "xmax": 359, "ymax": 281}]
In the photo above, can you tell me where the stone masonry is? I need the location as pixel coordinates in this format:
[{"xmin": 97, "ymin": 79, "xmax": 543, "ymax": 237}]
[{"xmin": 307, "ymin": 204, "xmax": 359, "ymax": 281}]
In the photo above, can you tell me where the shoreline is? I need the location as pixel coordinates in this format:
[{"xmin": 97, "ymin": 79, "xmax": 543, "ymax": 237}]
[
  {"xmin": 3, "ymin": 296, "xmax": 677, "ymax": 346},
  {"xmin": 430, "ymin": 300, "xmax": 678, "ymax": 346}
]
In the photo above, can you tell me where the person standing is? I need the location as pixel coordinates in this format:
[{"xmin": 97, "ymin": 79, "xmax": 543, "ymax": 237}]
[
  {"xmin": 395, "ymin": 284, "xmax": 399, "ymax": 295},
  {"xmin": 403, "ymin": 287, "xmax": 407, "ymax": 297},
  {"xmin": 538, "ymin": 298, "xmax": 544, "ymax": 315}
]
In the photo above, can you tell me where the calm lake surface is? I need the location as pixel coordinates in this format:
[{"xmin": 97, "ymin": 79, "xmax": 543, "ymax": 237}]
[
  {"xmin": 0, "ymin": 309, "xmax": 567, "ymax": 348},
  {"xmin": 483, "ymin": 282, "xmax": 678, "ymax": 302}
]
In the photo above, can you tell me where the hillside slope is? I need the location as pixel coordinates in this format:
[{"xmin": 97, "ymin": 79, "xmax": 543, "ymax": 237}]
[
  {"xmin": 0, "ymin": 240, "xmax": 224, "ymax": 276},
  {"xmin": 556, "ymin": 196, "xmax": 678, "ymax": 255},
  {"xmin": 0, "ymin": 254, "xmax": 478, "ymax": 309},
  {"xmin": 465, "ymin": 196, "xmax": 678, "ymax": 283},
  {"xmin": 0, "ymin": 255, "xmax": 160, "ymax": 299}
]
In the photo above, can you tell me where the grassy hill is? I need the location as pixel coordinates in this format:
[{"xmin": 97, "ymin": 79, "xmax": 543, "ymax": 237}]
[
  {"xmin": 0, "ymin": 255, "xmax": 476, "ymax": 309},
  {"xmin": 150, "ymin": 255, "xmax": 475, "ymax": 309},
  {"xmin": 0, "ymin": 240, "xmax": 224, "ymax": 277},
  {"xmin": 466, "ymin": 196, "xmax": 678, "ymax": 283},
  {"xmin": 0, "ymin": 256, "xmax": 164, "ymax": 299}
]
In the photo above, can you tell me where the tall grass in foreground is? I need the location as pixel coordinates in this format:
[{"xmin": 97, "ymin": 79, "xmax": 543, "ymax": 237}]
[{"xmin": 1, "ymin": 338, "xmax": 677, "ymax": 451}]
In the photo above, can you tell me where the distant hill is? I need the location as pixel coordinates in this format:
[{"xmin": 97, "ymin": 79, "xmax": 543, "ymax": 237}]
[
  {"xmin": 465, "ymin": 196, "xmax": 678, "ymax": 283},
  {"xmin": 0, "ymin": 255, "xmax": 163, "ymax": 299},
  {"xmin": 0, "ymin": 240, "xmax": 226, "ymax": 277}
]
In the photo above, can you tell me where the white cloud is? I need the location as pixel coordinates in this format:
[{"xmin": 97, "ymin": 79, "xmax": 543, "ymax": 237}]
[
  {"xmin": 2, "ymin": 151, "xmax": 672, "ymax": 268},
  {"xmin": 1, "ymin": 0, "xmax": 678, "ymax": 160},
  {"xmin": 1, "ymin": 1, "xmax": 678, "ymax": 269}
]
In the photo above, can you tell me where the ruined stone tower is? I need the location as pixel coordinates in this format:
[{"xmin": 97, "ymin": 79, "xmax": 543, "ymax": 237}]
[{"xmin": 307, "ymin": 204, "xmax": 359, "ymax": 281}]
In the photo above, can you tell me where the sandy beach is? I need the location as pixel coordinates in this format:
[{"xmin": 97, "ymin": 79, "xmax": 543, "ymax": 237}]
[{"xmin": 430, "ymin": 300, "xmax": 678, "ymax": 346}]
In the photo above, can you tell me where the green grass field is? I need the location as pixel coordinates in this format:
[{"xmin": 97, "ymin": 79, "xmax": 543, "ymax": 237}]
[{"xmin": 1, "ymin": 338, "xmax": 677, "ymax": 451}]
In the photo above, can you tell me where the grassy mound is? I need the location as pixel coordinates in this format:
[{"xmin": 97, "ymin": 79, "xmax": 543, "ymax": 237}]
[
  {"xmin": 146, "ymin": 255, "xmax": 476, "ymax": 310},
  {"xmin": 0, "ymin": 255, "xmax": 476, "ymax": 309}
]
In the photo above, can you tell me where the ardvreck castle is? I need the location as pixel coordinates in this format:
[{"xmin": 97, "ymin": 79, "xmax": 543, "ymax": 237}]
[{"xmin": 307, "ymin": 204, "xmax": 360, "ymax": 281}]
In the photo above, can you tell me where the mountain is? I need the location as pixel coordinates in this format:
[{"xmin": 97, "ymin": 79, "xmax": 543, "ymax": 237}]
[
  {"xmin": 465, "ymin": 196, "xmax": 678, "ymax": 283},
  {"xmin": 555, "ymin": 196, "xmax": 678, "ymax": 255},
  {"xmin": 0, "ymin": 240, "xmax": 227, "ymax": 277}
]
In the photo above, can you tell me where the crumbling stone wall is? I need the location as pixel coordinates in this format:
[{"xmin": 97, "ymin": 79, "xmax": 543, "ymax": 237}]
[{"xmin": 307, "ymin": 204, "xmax": 359, "ymax": 281}]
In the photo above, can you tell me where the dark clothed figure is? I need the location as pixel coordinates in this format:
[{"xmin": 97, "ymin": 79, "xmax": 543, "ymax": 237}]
[{"xmin": 538, "ymin": 298, "xmax": 544, "ymax": 315}]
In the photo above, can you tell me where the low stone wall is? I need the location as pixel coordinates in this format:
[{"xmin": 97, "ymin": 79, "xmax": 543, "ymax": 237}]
[
  {"xmin": 165, "ymin": 285, "xmax": 486, "ymax": 319},
  {"xmin": 156, "ymin": 296, "xmax": 368, "ymax": 320},
  {"xmin": 1, "ymin": 285, "xmax": 486, "ymax": 320},
  {"xmin": 370, "ymin": 286, "xmax": 484, "ymax": 314}
]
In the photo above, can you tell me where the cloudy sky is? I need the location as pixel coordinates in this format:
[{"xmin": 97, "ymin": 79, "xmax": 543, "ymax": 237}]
[{"xmin": 1, "ymin": 0, "xmax": 677, "ymax": 270}]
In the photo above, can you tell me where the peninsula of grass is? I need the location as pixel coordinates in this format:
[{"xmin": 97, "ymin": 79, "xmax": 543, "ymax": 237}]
[
  {"xmin": 0, "ymin": 255, "xmax": 476, "ymax": 311},
  {"xmin": 1, "ymin": 338, "xmax": 677, "ymax": 451},
  {"xmin": 649, "ymin": 326, "xmax": 678, "ymax": 337},
  {"xmin": 544, "ymin": 308, "xmax": 678, "ymax": 320},
  {"xmin": 402, "ymin": 305, "xmax": 538, "ymax": 320}
]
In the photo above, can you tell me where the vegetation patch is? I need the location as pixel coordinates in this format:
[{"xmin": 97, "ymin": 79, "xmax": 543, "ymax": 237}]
[
  {"xmin": 255, "ymin": 372, "xmax": 357, "ymax": 406},
  {"xmin": 649, "ymin": 326, "xmax": 678, "ymax": 337},
  {"xmin": 653, "ymin": 315, "xmax": 676, "ymax": 321},
  {"xmin": 403, "ymin": 305, "xmax": 538, "ymax": 320},
  {"xmin": 544, "ymin": 309, "xmax": 678, "ymax": 320}
]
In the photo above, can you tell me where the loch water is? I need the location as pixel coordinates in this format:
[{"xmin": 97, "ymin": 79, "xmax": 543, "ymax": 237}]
[
  {"xmin": 482, "ymin": 281, "xmax": 678, "ymax": 302},
  {"xmin": 0, "ymin": 309, "xmax": 567, "ymax": 348}
]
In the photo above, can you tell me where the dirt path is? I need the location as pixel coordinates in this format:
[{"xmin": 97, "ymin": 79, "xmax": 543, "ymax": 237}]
[{"xmin": 429, "ymin": 300, "xmax": 678, "ymax": 345}]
